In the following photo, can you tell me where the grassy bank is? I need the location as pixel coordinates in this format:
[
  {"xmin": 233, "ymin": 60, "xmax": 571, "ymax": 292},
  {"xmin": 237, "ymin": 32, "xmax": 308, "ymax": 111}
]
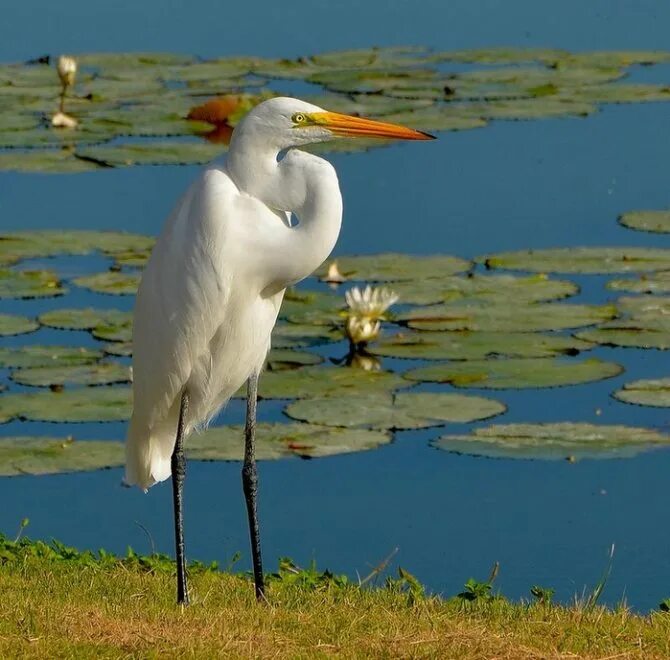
[{"xmin": 1, "ymin": 536, "xmax": 669, "ymax": 658}]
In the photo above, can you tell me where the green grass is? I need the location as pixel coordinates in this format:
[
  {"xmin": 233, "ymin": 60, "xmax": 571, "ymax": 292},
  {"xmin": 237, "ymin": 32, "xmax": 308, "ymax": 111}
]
[{"xmin": 1, "ymin": 535, "xmax": 669, "ymax": 658}]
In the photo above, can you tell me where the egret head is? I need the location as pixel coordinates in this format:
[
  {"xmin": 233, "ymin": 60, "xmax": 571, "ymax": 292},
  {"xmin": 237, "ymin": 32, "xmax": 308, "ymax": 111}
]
[{"xmin": 232, "ymin": 96, "xmax": 434, "ymax": 150}]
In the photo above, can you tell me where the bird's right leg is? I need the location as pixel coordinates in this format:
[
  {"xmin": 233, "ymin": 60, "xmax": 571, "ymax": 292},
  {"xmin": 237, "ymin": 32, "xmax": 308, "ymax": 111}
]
[
  {"xmin": 242, "ymin": 371, "xmax": 266, "ymax": 601},
  {"xmin": 171, "ymin": 390, "xmax": 190, "ymax": 606}
]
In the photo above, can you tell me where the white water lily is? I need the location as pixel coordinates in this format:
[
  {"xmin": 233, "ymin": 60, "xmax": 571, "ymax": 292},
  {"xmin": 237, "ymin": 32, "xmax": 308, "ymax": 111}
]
[
  {"xmin": 344, "ymin": 285, "xmax": 398, "ymax": 347},
  {"xmin": 57, "ymin": 55, "xmax": 77, "ymax": 87},
  {"xmin": 344, "ymin": 285, "xmax": 398, "ymax": 319},
  {"xmin": 51, "ymin": 111, "xmax": 78, "ymax": 128},
  {"xmin": 320, "ymin": 260, "xmax": 346, "ymax": 284},
  {"xmin": 346, "ymin": 316, "xmax": 381, "ymax": 346}
]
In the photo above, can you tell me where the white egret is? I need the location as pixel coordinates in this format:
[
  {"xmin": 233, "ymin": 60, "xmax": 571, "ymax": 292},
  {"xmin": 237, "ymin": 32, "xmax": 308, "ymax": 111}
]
[{"xmin": 124, "ymin": 97, "xmax": 433, "ymax": 604}]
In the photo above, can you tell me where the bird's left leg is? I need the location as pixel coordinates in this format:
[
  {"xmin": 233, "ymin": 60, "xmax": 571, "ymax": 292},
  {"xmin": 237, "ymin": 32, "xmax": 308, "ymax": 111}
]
[
  {"xmin": 171, "ymin": 390, "xmax": 190, "ymax": 606},
  {"xmin": 242, "ymin": 371, "xmax": 265, "ymax": 601}
]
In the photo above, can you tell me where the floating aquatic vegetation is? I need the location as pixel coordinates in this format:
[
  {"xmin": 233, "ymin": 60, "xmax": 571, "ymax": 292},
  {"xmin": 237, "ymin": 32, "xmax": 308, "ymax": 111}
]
[
  {"xmin": 0, "ymin": 387, "xmax": 132, "ymax": 423},
  {"xmin": 398, "ymin": 301, "xmax": 615, "ymax": 332},
  {"xmin": 188, "ymin": 423, "xmax": 392, "ymax": 460},
  {"xmin": 433, "ymin": 423, "xmax": 670, "ymax": 460},
  {"xmin": 344, "ymin": 285, "xmax": 398, "ymax": 349},
  {"xmin": 613, "ymin": 378, "xmax": 670, "ymax": 408},
  {"xmin": 404, "ymin": 357, "xmax": 622, "ymax": 389},
  {"xmin": 618, "ymin": 210, "xmax": 670, "ymax": 234},
  {"xmin": 10, "ymin": 362, "xmax": 131, "ymax": 388},
  {"xmin": 0, "ymin": 345, "xmax": 102, "ymax": 369},
  {"xmin": 285, "ymin": 391, "xmax": 505, "ymax": 429},
  {"xmin": 371, "ymin": 330, "xmax": 593, "ymax": 360},
  {"xmin": 607, "ymin": 272, "xmax": 670, "ymax": 294},
  {"xmin": 39, "ymin": 308, "xmax": 132, "ymax": 343},
  {"xmin": 72, "ymin": 272, "xmax": 140, "ymax": 295},
  {"xmin": 0, "ymin": 313, "xmax": 38, "ymax": 336},
  {"xmin": 482, "ymin": 247, "xmax": 670, "ymax": 274},
  {"xmin": 0, "ymin": 268, "xmax": 65, "ymax": 299}
]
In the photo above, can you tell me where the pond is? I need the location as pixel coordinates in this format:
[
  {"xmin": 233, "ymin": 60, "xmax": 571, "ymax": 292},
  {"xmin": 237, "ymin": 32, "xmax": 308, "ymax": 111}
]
[{"xmin": 1, "ymin": 1, "xmax": 670, "ymax": 612}]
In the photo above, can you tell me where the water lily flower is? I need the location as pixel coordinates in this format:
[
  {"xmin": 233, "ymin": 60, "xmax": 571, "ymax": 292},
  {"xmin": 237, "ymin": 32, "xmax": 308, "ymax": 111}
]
[
  {"xmin": 345, "ymin": 316, "xmax": 381, "ymax": 346},
  {"xmin": 344, "ymin": 285, "xmax": 398, "ymax": 348},
  {"xmin": 57, "ymin": 55, "xmax": 77, "ymax": 88},
  {"xmin": 345, "ymin": 285, "xmax": 398, "ymax": 320},
  {"xmin": 51, "ymin": 111, "xmax": 78, "ymax": 128},
  {"xmin": 321, "ymin": 261, "xmax": 346, "ymax": 284}
]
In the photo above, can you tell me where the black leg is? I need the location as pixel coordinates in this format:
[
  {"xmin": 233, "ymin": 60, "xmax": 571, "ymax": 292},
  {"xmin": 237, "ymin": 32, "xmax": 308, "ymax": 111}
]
[
  {"xmin": 171, "ymin": 391, "xmax": 190, "ymax": 606},
  {"xmin": 242, "ymin": 371, "xmax": 265, "ymax": 601}
]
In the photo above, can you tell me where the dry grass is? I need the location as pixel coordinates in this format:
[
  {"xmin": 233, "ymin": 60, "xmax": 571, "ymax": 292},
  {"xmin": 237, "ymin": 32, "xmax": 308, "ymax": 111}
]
[{"xmin": 1, "ymin": 542, "xmax": 669, "ymax": 659}]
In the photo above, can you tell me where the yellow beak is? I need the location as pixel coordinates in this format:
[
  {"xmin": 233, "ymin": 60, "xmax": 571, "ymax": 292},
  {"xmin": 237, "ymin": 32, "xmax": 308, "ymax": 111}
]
[{"xmin": 312, "ymin": 111, "xmax": 435, "ymax": 141}]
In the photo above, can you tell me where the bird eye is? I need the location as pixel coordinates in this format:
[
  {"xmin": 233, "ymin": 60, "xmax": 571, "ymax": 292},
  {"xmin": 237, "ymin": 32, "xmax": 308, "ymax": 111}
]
[{"xmin": 292, "ymin": 112, "xmax": 307, "ymax": 124}]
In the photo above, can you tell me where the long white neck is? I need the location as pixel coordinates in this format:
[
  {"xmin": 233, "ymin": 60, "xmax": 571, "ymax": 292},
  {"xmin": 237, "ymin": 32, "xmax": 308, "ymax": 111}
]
[{"xmin": 226, "ymin": 130, "xmax": 343, "ymax": 292}]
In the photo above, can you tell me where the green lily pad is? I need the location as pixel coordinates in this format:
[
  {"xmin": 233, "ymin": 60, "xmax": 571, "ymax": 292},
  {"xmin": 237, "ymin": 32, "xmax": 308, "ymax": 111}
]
[
  {"xmin": 556, "ymin": 50, "xmax": 670, "ymax": 68},
  {"xmin": 372, "ymin": 330, "xmax": 593, "ymax": 360},
  {"xmin": 39, "ymin": 308, "xmax": 132, "ymax": 343},
  {"xmin": 0, "ymin": 345, "xmax": 102, "ymax": 368},
  {"xmin": 481, "ymin": 247, "xmax": 670, "ymax": 274},
  {"xmin": 0, "ymin": 230, "xmax": 154, "ymax": 266},
  {"xmin": 271, "ymin": 323, "xmax": 344, "ymax": 348},
  {"xmin": 285, "ymin": 391, "xmax": 505, "ymax": 429},
  {"xmin": 615, "ymin": 295, "xmax": 670, "ymax": 317},
  {"xmin": 188, "ymin": 423, "xmax": 391, "ymax": 460},
  {"xmin": 618, "ymin": 210, "xmax": 670, "ymax": 234},
  {"xmin": 436, "ymin": 48, "xmax": 569, "ymax": 65},
  {"xmin": 102, "ymin": 342, "xmax": 133, "ymax": 357},
  {"xmin": 0, "ymin": 149, "xmax": 102, "ymax": 174},
  {"xmin": 576, "ymin": 319, "xmax": 670, "ymax": 350},
  {"xmin": 250, "ymin": 366, "xmax": 406, "ymax": 400},
  {"xmin": 266, "ymin": 348, "xmax": 323, "ymax": 370},
  {"xmin": 613, "ymin": 378, "xmax": 670, "ymax": 408},
  {"xmin": 375, "ymin": 107, "xmax": 487, "ymax": 132},
  {"xmin": 75, "ymin": 141, "xmax": 223, "ymax": 167},
  {"xmin": 72, "ymin": 272, "xmax": 140, "ymax": 295},
  {"xmin": 433, "ymin": 422, "xmax": 670, "ymax": 460},
  {"xmin": 568, "ymin": 84, "xmax": 670, "ymax": 105},
  {"xmin": 11, "ymin": 362, "xmax": 131, "ymax": 387},
  {"xmin": 0, "ymin": 436, "xmax": 125, "ymax": 476},
  {"xmin": 398, "ymin": 301, "xmax": 615, "ymax": 332},
  {"xmin": 388, "ymin": 273, "xmax": 578, "ymax": 306},
  {"xmin": 0, "ymin": 386, "xmax": 132, "ymax": 423},
  {"xmin": 279, "ymin": 289, "xmax": 345, "ymax": 325},
  {"xmin": 76, "ymin": 52, "xmax": 196, "ymax": 70},
  {"xmin": 404, "ymin": 357, "xmax": 622, "ymax": 389},
  {"xmin": 0, "ymin": 313, "xmax": 38, "ymax": 336},
  {"xmin": 451, "ymin": 65, "xmax": 625, "ymax": 87},
  {"xmin": 315, "ymin": 254, "xmax": 471, "ymax": 282},
  {"xmin": 0, "ymin": 268, "xmax": 65, "ymax": 299},
  {"xmin": 607, "ymin": 272, "xmax": 670, "ymax": 294}
]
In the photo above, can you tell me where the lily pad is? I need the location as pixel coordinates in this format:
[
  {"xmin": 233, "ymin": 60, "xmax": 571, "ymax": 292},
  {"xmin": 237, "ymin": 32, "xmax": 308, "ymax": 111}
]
[
  {"xmin": 0, "ymin": 313, "xmax": 38, "ymax": 336},
  {"xmin": 388, "ymin": 273, "xmax": 577, "ymax": 306},
  {"xmin": 0, "ymin": 345, "xmax": 102, "ymax": 369},
  {"xmin": 72, "ymin": 272, "xmax": 140, "ymax": 295},
  {"xmin": 0, "ymin": 436, "xmax": 125, "ymax": 476},
  {"xmin": 266, "ymin": 348, "xmax": 323, "ymax": 370},
  {"xmin": 404, "ymin": 357, "xmax": 622, "ymax": 389},
  {"xmin": 618, "ymin": 210, "xmax": 670, "ymax": 234},
  {"xmin": 279, "ymin": 289, "xmax": 345, "ymax": 325},
  {"xmin": 0, "ymin": 150, "xmax": 101, "ymax": 174},
  {"xmin": 11, "ymin": 362, "xmax": 131, "ymax": 387},
  {"xmin": 188, "ymin": 423, "xmax": 391, "ymax": 460},
  {"xmin": 613, "ymin": 378, "xmax": 670, "ymax": 408},
  {"xmin": 0, "ymin": 230, "xmax": 154, "ymax": 266},
  {"xmin": 251, "ymin": 366, "xmax": 406, "ymax": 400},
  {"xmin": 481, "ymin": 247, "xmax": 670, "ymax": 274},
  {"xmin": 315, "ymin": 254, "xmax": 471, "ymax": 282},
  {"xmin": 607, "ymin": 272, "xmax": 670, "ymax": 294},
  {"xmin": 398, "ymin": 301, "xmax": 615, "ymax": 332},
  {"xmin": 272, "ymin": 323, "xmax": 344, "ymax": 348},
  {"xmin": 285, "ymin": 391, "xmax": 505, "ymax": 429},
  {"xmin": 0, "ymin": 268, "xmax": 65, "ymax": 298},
  {"xmin": 39, "ymin": 308, "xmax": 132, "ymax": 343},
  {"xmin": 75, "ymin": 141, "xmax": 223, "ymax": 167},
  {"xmin": 0, "ymin": 386, "xmax": 132, "ymax": 423},
  {"xmin": 102, "ymin": 342, "xmax": 133, "ymax": 357},
  {"xmin": 372, "ymin": 330, "xmax": 593, "ymax": 360},
  {"xmin": 576, "ymin": 319, "xmax": 670, "ymax": 350},
  {"xmin": 433, "ymin": 422, "xmax": 670, "ymax": 460}
]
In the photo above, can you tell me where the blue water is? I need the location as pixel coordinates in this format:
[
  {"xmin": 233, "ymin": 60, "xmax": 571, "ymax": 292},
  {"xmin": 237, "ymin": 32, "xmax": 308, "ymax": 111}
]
[{"xmin": 2, "ymin": 0, "xmax": 670, "ymax": 611}]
